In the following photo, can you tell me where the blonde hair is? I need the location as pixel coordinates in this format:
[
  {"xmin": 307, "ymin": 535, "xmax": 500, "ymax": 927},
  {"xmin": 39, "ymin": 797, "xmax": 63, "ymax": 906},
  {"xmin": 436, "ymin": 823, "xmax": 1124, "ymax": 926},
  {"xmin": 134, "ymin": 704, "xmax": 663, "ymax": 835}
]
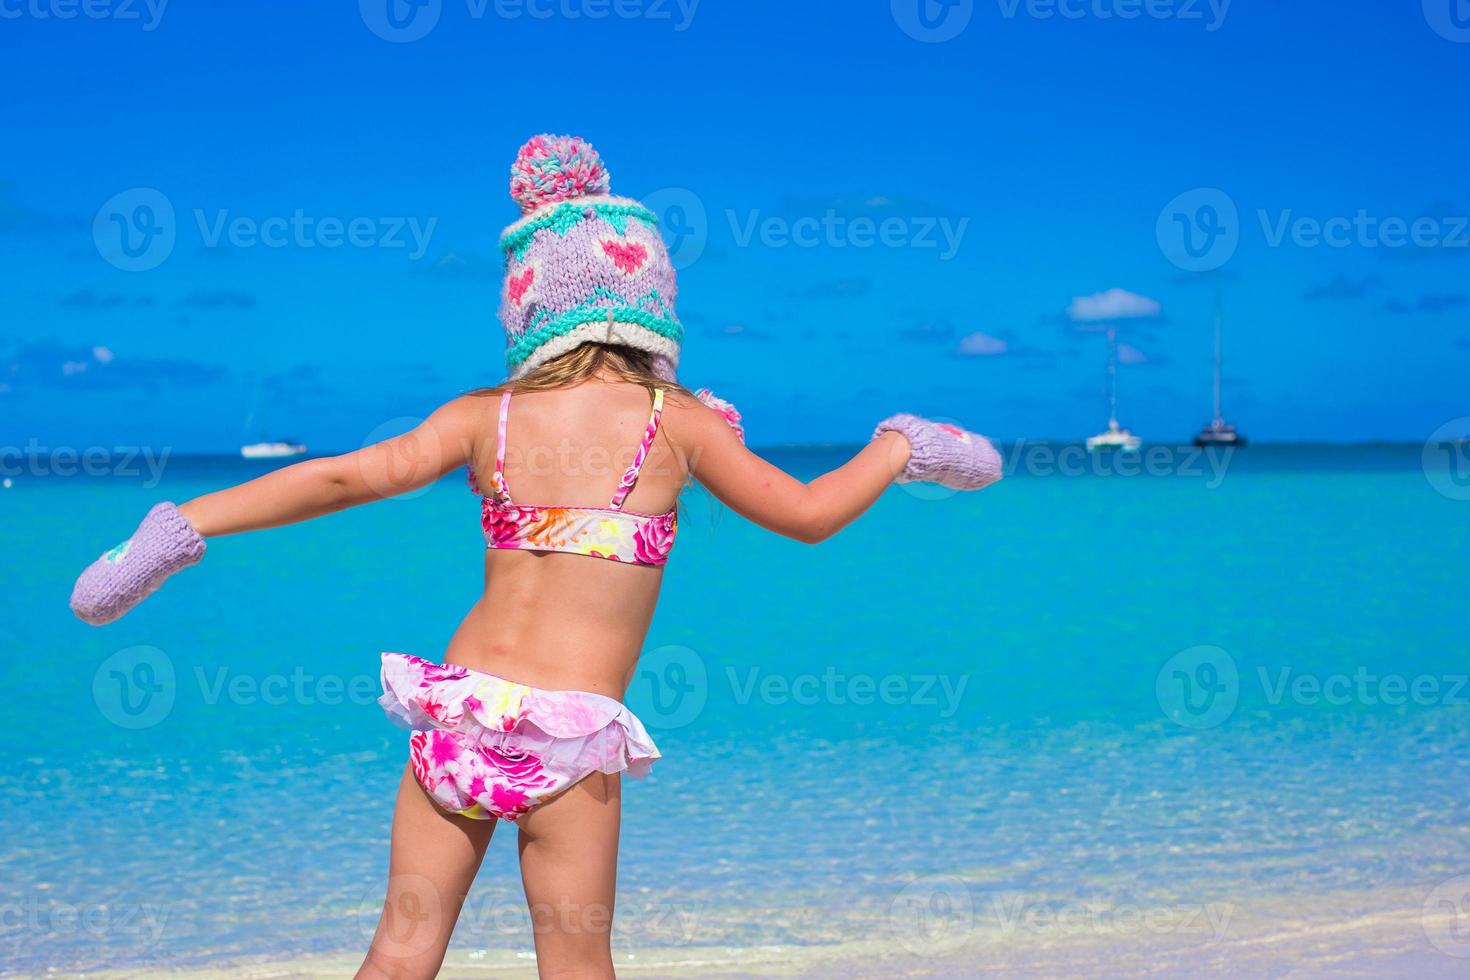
[
  {"xmin": 493, "ymin": 343, "xmax": 689, "ymax": 398},
  {"xmin": 470, "ymin": 343, "xmax": 719, "ymax": 523},
  {"xmin": 468, "ymin": 343, "xmax": 693, "ymax": 498}
]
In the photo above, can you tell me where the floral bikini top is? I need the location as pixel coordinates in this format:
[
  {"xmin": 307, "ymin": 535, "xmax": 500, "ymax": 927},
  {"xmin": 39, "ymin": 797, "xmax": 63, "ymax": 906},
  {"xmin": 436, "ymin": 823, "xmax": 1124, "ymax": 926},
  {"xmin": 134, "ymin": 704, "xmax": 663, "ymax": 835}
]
[{"xmin": 471, "ymin": 388, "xmax": 677, "ymax": 567}]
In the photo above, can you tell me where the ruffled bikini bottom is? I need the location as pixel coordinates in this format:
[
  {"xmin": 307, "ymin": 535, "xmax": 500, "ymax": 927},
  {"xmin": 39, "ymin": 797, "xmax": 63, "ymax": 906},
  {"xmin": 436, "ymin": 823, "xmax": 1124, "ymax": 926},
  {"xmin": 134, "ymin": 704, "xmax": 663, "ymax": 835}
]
[{"xmin": 378, "ymin": 652, "xmax": 660, "ymax": 822}]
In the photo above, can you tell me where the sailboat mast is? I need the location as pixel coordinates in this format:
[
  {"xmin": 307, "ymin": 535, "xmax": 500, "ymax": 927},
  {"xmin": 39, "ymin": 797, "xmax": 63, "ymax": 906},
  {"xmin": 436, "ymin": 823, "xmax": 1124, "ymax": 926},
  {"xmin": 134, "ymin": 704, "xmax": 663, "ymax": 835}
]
[
  {"xmin": 1212, "ymin": 296, "xmax": 1223, "ymax": 428},
  {"xmin": 1107, "ymin": 325, "xmax": 1119, "ymax": 429},
  {"xmin": 244, "ymin": 376, "xmax": 261, "ymax": 442}
]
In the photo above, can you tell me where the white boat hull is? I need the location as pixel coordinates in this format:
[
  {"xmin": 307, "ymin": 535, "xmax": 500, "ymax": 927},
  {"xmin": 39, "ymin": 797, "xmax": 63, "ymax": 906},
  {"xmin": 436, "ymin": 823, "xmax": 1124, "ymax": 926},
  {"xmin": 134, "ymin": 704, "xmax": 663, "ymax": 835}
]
[
  {"xmin": 241, "ymin": 442, "xmax": 307, "ymax": 460},
  {"xmin": 1086, "ymin": 431, "xmax": 1141, "ymax": 453}
]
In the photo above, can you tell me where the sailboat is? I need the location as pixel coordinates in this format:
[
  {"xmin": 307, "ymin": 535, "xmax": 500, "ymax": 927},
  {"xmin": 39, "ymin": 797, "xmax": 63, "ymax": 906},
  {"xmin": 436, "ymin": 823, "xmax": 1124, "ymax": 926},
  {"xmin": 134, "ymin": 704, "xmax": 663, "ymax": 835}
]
[
  {"xmin": 1086, "ymin": 326, "xmax": 1142, "ymax": 453},
  {"xmin": 240, "ymin": 378, "xmax": 307, "ymax": 459},
  {"xmin": 1193, "ymin": 298, "xmax": 1247, "ymax": 448}
]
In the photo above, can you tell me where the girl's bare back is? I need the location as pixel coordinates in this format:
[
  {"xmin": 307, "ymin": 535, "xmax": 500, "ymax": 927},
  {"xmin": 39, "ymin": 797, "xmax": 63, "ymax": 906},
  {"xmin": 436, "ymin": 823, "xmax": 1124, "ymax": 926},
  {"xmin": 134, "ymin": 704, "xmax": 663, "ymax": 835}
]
[{"xmin": 448, "ymin": 380, "xmax": 692, "ymax": 696}]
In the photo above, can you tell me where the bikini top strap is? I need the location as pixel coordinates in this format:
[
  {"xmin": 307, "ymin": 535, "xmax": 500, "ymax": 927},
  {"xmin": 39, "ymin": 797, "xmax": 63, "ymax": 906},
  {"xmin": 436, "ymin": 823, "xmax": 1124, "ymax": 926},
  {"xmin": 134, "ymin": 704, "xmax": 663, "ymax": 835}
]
[
  {"xmin": 491, "ymin": 390, "xmax": 513, "ymax": 502},
  {"xmin": 609, "ymin": 388, "xmax": 665, "ymax": 510}
]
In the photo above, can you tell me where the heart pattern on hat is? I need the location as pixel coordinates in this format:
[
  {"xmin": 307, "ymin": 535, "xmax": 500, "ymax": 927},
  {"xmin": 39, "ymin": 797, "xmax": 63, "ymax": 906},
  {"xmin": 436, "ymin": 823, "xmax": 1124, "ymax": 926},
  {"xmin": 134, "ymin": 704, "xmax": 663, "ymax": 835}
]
[
  {"xmin": 600, "ymin": 240, "xmax": 649, "ymax": 276},
  {"xmin": 507, "ymin": 266, "xmax": 536, "ymax": 306}
]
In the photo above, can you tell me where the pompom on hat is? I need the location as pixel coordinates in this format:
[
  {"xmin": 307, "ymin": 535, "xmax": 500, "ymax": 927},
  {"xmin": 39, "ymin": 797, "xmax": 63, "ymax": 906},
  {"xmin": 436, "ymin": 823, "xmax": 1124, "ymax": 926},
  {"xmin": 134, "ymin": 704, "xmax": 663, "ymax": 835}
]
[{"xmin": 499, "ymin": 134, "xmax": 682, "ymax": 379}]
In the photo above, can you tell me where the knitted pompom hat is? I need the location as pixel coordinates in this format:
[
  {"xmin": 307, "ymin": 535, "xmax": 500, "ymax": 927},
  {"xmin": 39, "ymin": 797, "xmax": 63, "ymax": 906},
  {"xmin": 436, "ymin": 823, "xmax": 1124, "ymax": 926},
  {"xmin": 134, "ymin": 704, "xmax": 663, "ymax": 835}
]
[{"xmin": 499, "ymin": 134, "xmax": 682, "ymax": 379}]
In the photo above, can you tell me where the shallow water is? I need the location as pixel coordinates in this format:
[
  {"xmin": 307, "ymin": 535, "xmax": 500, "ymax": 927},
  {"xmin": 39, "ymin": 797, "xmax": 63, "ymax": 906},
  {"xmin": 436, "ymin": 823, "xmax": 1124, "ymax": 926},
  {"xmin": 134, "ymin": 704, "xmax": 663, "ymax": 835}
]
[{"xmin": 2, "ymin": 445, "xmax": 1467, "ymax": 972}]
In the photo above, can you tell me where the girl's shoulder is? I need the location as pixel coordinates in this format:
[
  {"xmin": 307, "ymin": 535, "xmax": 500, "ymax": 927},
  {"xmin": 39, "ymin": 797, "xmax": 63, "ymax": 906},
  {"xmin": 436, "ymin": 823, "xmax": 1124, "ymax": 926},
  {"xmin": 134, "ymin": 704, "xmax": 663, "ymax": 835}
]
[{"xmin": 658, "ymin": 387, "xmax": 745, "ymax": 449}]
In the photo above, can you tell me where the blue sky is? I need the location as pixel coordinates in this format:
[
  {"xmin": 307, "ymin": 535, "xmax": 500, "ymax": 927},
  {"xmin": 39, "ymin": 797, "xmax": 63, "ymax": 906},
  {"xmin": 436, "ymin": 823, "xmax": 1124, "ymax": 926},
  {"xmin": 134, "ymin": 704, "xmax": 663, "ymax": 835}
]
[{"xmin": 3, "ymin": 0, "xmax": 1466, "ymax": 450}]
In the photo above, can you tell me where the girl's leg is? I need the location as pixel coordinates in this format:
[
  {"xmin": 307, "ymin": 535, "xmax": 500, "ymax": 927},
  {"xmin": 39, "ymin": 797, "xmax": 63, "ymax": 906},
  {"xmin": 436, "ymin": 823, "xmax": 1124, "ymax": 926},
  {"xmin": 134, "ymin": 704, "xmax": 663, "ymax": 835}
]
[
  {"xmin": 515, "ymin": 772, "xmax": 623, "ymax": 979},
  {"xmin": 357, "ymin": 763, "xmax": 496, "ymax": 980}
]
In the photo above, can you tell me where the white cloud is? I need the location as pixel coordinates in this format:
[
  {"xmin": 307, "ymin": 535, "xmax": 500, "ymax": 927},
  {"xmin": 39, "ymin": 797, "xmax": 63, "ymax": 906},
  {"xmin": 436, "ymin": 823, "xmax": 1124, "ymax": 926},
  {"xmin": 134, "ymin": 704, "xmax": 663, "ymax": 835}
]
[
  {"xmin": 1118, "ymin": 343, "xmax": 1150, "ymax": 365},
  {"xmin": 957, "ymin": 331, "xmax": 1008, "ymax": 356},
  {"xmin": 1067, "ymin": 288, "xmax": 1162, "ymax": 322},
  {"xmin": 61, "ymin": 360, "xmax": 89, "ymax": 376},
  {"xmin": 92, "ymin": 345, "xmax": 115, "ymax": 364}
]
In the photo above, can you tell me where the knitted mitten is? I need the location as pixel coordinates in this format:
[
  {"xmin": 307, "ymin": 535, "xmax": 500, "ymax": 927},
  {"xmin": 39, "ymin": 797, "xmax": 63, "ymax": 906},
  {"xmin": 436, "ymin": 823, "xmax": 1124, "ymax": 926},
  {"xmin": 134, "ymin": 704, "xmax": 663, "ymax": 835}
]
[
  {"xmin": 872, "ymin": 414, "xmax": 1003, "ymax": 490},
  {"xmin": 70, "ymin": 502, "xmax": 206, "ymax": 625},
  {"xmin": 695, "ymin": 388, "xmax": 745, "ymax": 444}
]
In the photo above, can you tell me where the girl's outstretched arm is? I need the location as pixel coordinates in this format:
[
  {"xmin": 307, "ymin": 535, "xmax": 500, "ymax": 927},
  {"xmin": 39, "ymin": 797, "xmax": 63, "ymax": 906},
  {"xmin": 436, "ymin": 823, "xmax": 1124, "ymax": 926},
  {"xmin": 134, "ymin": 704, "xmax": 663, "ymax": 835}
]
[
  {"xmin": 668, "ymin": 395, "xmax": 1002, "ymax": 544},
  {"xmin": 667, "ymin": 396, "xmax": 912, "ymax": 544},
  {"xmin": 178, "ymin": 395, "xmax": 482, "ymax": 536},
  {"xmin": 71, "ymin": 395, "xmax": 484, "ymax": 624}
]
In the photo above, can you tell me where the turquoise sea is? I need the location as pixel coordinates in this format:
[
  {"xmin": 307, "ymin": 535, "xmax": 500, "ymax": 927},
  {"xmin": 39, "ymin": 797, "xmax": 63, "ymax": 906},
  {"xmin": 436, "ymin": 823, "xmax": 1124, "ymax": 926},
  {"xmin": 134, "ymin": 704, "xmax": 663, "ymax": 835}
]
[{"xmin": 3, "ymin": 444, "xmax": 1468, "ymax": 975}]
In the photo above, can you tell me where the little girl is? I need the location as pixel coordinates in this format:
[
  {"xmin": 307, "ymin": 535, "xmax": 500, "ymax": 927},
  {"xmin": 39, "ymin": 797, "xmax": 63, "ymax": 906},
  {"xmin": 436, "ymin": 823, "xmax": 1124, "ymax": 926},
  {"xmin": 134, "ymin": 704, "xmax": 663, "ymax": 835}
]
[{"xmin": 70, "ymin": 135, "xmax": 1001, "ymax": 979}]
